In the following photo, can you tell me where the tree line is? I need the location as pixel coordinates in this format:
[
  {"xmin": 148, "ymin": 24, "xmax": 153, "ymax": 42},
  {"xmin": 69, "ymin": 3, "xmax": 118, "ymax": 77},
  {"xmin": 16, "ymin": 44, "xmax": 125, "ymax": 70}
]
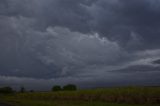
[
  {"xmin": 0, "ymin": 84, "xmax": 77, "ymax": 94},
  {"xmin": 52, "ymin": 84, "xmax": 77, "ymax": 91}
]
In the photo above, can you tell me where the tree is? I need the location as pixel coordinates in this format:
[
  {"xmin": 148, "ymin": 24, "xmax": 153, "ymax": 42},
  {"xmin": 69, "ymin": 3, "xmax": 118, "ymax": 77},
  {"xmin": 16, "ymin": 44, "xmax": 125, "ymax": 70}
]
[
  {"xmin": 20, "ymin": 86, "xmax": 25, "ymax": 93},
  {"xmin": 0, "ymin": 86, "xmax": 14, "ymax": 94},
  {"xmin": 63, "ymin": 84, "xmax": 77, "ymax": 91},
  {"xmin": 52, "ymin": 85, "xmax": 61, "ymax": 91},
  {"xmin": 30, "ymin": 90, "xmax": 34, "ymax": 93}
]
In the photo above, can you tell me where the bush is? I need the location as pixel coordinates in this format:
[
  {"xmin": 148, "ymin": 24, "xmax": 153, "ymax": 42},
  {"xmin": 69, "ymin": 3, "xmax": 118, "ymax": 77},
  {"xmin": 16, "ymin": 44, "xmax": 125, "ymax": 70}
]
[
  {"xmin": 0, "ymin": 86, "xmax": 14, "ymax": 94},
  {"xmin": 63, "ymin": 84, "xmax": 77, "ymax": 91},
  {"xmin": 52, "ymin": 85, "xmax": 61, "ymax": 91},
  {"xmin": 20, "ymin": 86, "xmax": 25, "ymax": 93},
  {"xmin": 30, "ymin": 90, "xmax": 34, "ymax": 93}
]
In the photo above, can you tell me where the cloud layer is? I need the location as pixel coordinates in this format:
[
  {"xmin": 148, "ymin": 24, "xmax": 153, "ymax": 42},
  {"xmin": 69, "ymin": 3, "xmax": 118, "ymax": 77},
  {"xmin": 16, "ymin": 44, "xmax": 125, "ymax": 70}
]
[{"xmin": 0, "ymin": 0, "xmax": 160, "ymax": 90}]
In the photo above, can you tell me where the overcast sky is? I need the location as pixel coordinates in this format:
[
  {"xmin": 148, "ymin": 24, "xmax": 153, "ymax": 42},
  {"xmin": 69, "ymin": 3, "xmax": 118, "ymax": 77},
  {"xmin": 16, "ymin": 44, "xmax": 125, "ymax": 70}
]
[{"xmin": 0, "ymin": 0, "xmax": 160, "ymax": 90}]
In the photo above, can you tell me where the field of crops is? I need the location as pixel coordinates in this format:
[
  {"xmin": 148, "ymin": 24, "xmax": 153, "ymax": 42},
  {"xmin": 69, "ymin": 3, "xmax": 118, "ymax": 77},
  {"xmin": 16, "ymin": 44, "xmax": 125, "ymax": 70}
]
[{"xmin": 1, "ymin": 87, "xmax": 160, "ymax": 106}]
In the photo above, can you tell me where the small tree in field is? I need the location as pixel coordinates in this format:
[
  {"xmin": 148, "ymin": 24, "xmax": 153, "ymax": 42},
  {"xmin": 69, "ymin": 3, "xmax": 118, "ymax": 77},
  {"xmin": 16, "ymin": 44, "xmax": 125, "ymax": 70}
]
[
  {"xmin": 63, "ymin": 84, "xmax": 77, "ymax": 91},
  {"xmin": 52, "ymin": 85, "xmax": 61, "ymax": 92},
  {"xmin": 30, "ymin": 90, "xmax": 34, "ymax": 93},
  {"xmin": 20, "ymin": 86, "xmax": 25, "ymax": 93}
]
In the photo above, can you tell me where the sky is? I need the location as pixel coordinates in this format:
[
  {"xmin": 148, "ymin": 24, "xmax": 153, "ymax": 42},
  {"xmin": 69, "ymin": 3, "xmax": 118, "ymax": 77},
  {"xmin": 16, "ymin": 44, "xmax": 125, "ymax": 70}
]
[{"xmin": 0, "ymin": 0, "xmax": 160, "ymax": 90}]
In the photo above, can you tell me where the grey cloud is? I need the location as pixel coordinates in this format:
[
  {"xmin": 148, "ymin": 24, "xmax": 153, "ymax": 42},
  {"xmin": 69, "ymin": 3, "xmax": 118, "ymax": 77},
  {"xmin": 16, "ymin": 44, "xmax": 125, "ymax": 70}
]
[
  {"xmin": 87, "ymin": 0, "xmax": 160, "ymax": 50},
  {"xmin": 0, "ymin": 16, "xmax": 60, "ymax": 78},
  {"xmin": 1, "ymin": 0, "xmax": 160, "ymax": 50},
  {"xmin": 0, "ymin": 0, "xmax": 94, "ymax": 32},
  {"xmin": 112, "ymin": 65, "xmax": 160, "ymax": 73},
  {"xmin": 1, "ymin": 69, "xmax": 160, "ymax": 90},
  {"xmin": 152, "ymin": 59, "xmax": 160, "ymax": 65},
  {"xmin": 35, "ymin": 27, "xmax": 125, "ymax": 77},
  {"xmin": 0, "ymin": 0, "xmax": 160, "ymax": 89},
  {"xmin": 0, "ymin": 16, "xmax": 125, "ymax": 79}
]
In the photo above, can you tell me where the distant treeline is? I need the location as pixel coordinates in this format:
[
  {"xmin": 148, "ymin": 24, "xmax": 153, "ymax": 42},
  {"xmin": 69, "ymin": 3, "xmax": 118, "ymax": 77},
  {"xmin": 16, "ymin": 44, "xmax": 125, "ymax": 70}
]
[
  {"xmin": 0, "ymin": 86, "xmax": 14, "ymax": 94},
  {"xmin": 0, "ymin": 84, "xmax": 77, "ymax": 94},
  {"xmin": 52, "ymin": 84, "xmax": 77, "ymax": 91}
]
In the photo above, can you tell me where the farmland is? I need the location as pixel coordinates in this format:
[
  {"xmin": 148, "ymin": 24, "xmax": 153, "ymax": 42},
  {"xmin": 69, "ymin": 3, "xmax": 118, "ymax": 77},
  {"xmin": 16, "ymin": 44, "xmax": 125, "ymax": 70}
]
[{"xmin": 0, "ymin": 87, "xmax": 160, "ymax": 106}]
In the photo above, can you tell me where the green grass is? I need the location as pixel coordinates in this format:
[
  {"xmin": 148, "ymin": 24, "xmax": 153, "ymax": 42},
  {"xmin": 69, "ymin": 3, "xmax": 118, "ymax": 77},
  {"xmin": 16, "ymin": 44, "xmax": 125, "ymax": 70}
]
[
  {"xmin": 1, "ymin": 87, "xmax": 160, "ymax": 106},
  {"xmin": 1, "ymin": 99, "xmax": 159, "ymax": 106}
]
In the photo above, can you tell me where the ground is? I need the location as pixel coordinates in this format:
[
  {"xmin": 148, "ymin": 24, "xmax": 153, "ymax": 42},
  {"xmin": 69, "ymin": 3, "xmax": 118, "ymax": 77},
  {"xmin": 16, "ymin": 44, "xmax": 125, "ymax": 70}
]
[{"xmin": 0, "ymin": 87, "xmax": 160, "ymax": 106}]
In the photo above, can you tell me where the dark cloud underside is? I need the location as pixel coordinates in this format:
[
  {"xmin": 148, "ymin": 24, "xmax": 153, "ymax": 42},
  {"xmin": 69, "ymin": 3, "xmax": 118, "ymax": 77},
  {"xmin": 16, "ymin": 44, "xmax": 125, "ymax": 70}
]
[{"xmin": 0, "ymin": 0, "xmax": 160, "ymax": 89}]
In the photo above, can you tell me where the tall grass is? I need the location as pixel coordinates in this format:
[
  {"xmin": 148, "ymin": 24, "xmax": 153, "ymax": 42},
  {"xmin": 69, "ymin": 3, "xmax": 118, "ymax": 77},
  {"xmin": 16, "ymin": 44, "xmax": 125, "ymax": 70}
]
[{"xmin": 1, "ymin": 87, "xmax": 160, "ymax": 105}]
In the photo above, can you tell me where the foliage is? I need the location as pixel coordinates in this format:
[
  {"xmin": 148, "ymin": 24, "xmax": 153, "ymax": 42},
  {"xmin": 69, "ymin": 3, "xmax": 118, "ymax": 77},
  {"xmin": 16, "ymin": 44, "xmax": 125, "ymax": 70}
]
[
  {"xmin": 20, "ymin": 86, "xmax": 25, "ymax": 93},
  {"xmin": 52, "ymin": 85, "xmax": 61, "ymax": 92},
  {"xmin": 0, "ymin": 86, "xmax": 14, "ymax": 94},
  {"xmin": 30, "ymin": 90, "xmax": 34, "ymax": 93},
  {"xmin": 63, "ymin": 84, "xmax": 77, "ymax": 91}
]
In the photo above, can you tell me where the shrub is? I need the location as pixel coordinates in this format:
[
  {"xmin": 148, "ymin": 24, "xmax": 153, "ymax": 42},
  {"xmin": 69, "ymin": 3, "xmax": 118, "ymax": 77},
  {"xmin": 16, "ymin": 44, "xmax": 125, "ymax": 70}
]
[
  {"xmin": 63, "ymin": 84, "xmax": 77, "ymax": 91},
  {"xmin": 30, "ymin": 90, "xmax": 34, "ymax": 93},
  {"xmin": 0, "ymin": 86, "xmax": 14, "ymax": 94},
  {"xmin": 20, "ymin": 86, "xmax": 25, "ymax": 93},
  {"xmin": 52, "ymin": 85, "xmax": 61, "ymax": 91}
]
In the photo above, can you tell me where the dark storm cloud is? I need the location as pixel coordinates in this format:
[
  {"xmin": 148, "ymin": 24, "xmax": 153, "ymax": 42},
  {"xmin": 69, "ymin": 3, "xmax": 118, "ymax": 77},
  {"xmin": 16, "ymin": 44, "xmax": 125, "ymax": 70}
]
[
  {"xmin": 1, "ymin": 0, "xmax": 160, "ymax": 49},
  {"xmin": 0, "ymin": 0, "xmax": 160, "ymax": 89},
  {"xmin": 0, "ymin": 16, "xmax": 61, "ymax": 78},
  {"xmin": 153, "ymin": 59, "xmax": 160, "ymax": 65},
  {"xmin": 113, "ymin": 65, "xmax": 160, "ymax": 73},
  {"xmin": 87, "ymin": 0, "xmax": 160, "ymax": 50},
  {"xmin": 0, "ymin": 0, "xmax": 95, "ymax": 32}
]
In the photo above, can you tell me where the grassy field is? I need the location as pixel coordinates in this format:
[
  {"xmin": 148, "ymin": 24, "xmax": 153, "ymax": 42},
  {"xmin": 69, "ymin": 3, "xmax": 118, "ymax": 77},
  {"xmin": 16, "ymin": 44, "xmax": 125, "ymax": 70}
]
[{"xmin": 0, "ymin": 87, "xmax": 160, "ymax": 106}]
